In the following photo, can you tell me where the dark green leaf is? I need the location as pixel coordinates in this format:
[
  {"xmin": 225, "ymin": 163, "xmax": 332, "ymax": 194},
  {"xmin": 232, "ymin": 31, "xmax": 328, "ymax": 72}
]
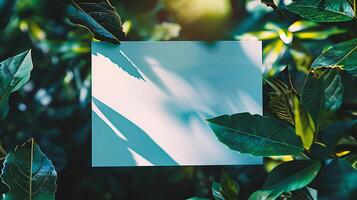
[
  {"xmin": 336, "ymin": 136, "xmax": 357, "ymax": 153},
  {"xmin": 1, "ymin": 138, "xmax": 57, "ymax": 200},
  {"xmin": 212, "ymin": 181, "xmax": 225, "ymax": 200},
  {"xmin": 249, "ymin": 160, "xmax": 321, "ymax": 200},
  {"xmin": 207, "ymin": 113, "xmax": 303, "ymax": 156},
  {"xmin": 314, "ymin": 159, "xmax": 357, "ymax": 199},
  {"xmin": 220, "ymin": 172, "xmax": 239, "ymax": 200},
  {"xmin": 301, "ymin": 68, "xmax": 343, "ymax": 131},
  {"xmin": 273, "ymin": 187, "xmax": 317, "ymax": 200},
  {"xmin": 288, "ymin": 187, "xmax": 317, "ymax": 200},
  {"xmin": 312, "ymin": 39, "xmax": 357, "ymax": 74},
  {"xmin": 285, "ymin": 0, "xmax": 354, "ymax": 22},
  {"xmin": 187, "ymin": 198, "xmax": 211, "ymax": 200},
  {"xmin": 0, "ymin": 50, "xmax": 33, "ymax": 119},
  {"xmin": 318, "ymin": 120, "xmax": 357, "ymax": 156},
  {"xmin": 66, "ymin": 0, "xmax": 125, "ymax": 44},
  {"xmin": 212, "ymin": 172, "xmax": 240, "ymax": 200},
  {"xmin": 309, "ymin": 142, "xmax": 330, "ymax": 160}
]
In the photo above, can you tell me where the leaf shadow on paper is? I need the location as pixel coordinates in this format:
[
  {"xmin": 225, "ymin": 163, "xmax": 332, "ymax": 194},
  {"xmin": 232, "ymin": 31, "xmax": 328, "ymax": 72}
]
[
  {"xmin": 92, "ymin": 42, "xmax": 145, "ymax": 80},
  {"xmin": 92, "ymin": 97, "xmax": 177, "ymax": 166}
]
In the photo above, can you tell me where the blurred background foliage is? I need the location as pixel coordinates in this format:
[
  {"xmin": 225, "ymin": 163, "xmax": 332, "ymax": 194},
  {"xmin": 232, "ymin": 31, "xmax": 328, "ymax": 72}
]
[{"xmin": 0, "ymin": 0, "xmax": 356, "ymax": 199}]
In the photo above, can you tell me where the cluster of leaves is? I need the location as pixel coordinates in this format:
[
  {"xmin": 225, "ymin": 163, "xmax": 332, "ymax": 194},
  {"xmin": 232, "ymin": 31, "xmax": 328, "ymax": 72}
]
[
  {"xmin": 0, "ymin": 0, "xmax": 126, "ymax": 199},
  {"xmin": 0, "ymin": 51, "xmax": 57, "ymax": 199},
  {"xmin": 192, "ymin": 0, "xmax": 357, "ymax": 199},
  {"xmin": 0, "ymin": 0, "xmax": 356, "ymax": 199}
]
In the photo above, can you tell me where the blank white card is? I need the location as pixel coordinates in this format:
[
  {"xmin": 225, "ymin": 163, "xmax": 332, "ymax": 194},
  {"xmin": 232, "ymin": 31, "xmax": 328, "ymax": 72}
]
[{"xmin": 92, "ymin": 41, "xmax": 262, "ymax": 166}]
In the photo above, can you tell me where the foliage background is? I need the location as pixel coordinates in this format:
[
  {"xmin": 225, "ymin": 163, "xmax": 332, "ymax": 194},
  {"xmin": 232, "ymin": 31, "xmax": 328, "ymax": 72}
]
[{"xmin": 0, "ymin": 0, "xmax": 356, "ymax": 199}]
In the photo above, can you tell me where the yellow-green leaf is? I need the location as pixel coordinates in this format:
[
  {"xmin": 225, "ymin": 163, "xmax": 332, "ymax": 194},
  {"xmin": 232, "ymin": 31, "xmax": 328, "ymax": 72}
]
[{"xmin": 293, "ymin": 96, "xmax": 315, "ymax": 149}]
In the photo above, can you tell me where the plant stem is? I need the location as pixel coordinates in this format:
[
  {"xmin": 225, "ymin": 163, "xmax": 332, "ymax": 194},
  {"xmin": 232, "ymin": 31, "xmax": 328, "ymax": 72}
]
[{"xmin": 355, "ymin": 0, "xmax": 357, "ymax": 18}]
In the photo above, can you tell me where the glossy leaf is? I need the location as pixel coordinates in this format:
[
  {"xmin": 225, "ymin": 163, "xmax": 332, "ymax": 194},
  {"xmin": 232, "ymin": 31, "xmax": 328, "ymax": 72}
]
[
  {"xmin": 66, "ymin": 0, "xmax": 125, "ymax": 44},
  {"xmin": 315, "ymin": 159, "xmax": 357, "ymax": 199},
  {"xmin": 1, "ymin": 139, "xmax": 57, "ymax": 200},
  {"xmin": 293, "ymin": 96, "xmax": 315, "ymax": 149},
  {"xmin": 301, "ymin": 68, "xmax": 343, "ymax": 131},
  {"xmin": 286, "ymin": 0, "xmax": 354, "ymax": 22},
  {"xmin": 249, "ymin": 160, "xmax": 321, "ymax": 200},
  {"xmin": 207, "ymin": 113, "xmax": 303, "ymax": 156},
  {"xmin": 312, "ymin": 39, "xmax": 357, "ymax": 74},
  {"xmin": 0, "ymin": 50, "xmax": 33, "ymax": 119},
  {"xmin": 212, "ymin": 181, "xmax": 225, "ymax": 200},
  {"xmin": 212, "ymin": 172, "xmax": 240, "ymax": 200}
]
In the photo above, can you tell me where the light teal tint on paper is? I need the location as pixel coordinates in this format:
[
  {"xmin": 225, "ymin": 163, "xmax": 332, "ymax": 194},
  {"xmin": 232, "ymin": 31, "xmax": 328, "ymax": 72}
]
[{"xmin": 92, "ymin": 41, "xmax": 263, "ymax": 166}]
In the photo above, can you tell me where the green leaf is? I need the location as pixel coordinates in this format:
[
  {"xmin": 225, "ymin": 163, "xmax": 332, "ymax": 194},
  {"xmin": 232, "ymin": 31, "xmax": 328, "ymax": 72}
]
[
  {"xmin": 249, "ymin": 160, "xmax": 321, "ymax": 200},
  {"xmin": 187, "ymin": 198, "xmax": 210, "ymax": 200},
  {"xmin": 207, "ymin": 113, "xmax": 303, "ymax": 156},
  {"xmin": 288, "ymin": 187, "xmax": 318, "ymax": 200},
  {"xmin": 312, "ymin": 39, "xmax": 357, "ymax": 75},
  {"xmin": 309, "ymin": 142, "xmax": 330, "ymax": 160},
  {"xmin": 301, "ymin": 68, "xmax": 343, "ymax": 131},
  {"xmin": 336, "ymin": 135, "xmax": 357, "ymax": 153},
  {"xmin": 0, "ymin": 50, "xmax": 33, "ymax": 119},
  {"xmin": 285, "ymin": 0, "xmax": 354, "ymax": 22},
  {"xmin": 264, "ymin": 187, "xmax": 317, "ymax": 200},
  {"xmin": 293, "ymin": 96, "xmax": 315, "ymax": 149},
  {"xmin": 212, "ymin": 172, "xmax": 240, "ymax": 200},
  {"xmin": 66, "ymin": 0, "xmax": 125, "ymax": 44},
  {"xmin": 289, "ymin": 20, "xmax": 347, "ymax": 40},
  {"xmin": 263, "ymin": 39, "xmax": 287, "ymax": 71},
  {"xmin": 267, "ymin": 79, "xmax": 295, "ymax": 125},
  {"xmin": 1, "ymin": 138, "xmax": 57, "ymax": 200},
  {"xmin": 315, "ymin": 159, "xmax": 357, "ymax": 199},
  {"xmin": 317, "ymin": 120, "xmax": 357, "ymax": 157},
  {"xmin": 220, "ymin": 172, "xmax": 239, "ymax": 200},
  {"xmin": 212, "ymin": 181, "xmax": 225, "ymax": 200}
]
